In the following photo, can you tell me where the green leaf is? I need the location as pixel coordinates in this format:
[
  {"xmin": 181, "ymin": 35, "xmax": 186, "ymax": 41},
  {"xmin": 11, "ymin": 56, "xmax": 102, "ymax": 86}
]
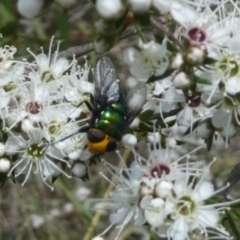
[
  {"xmin": 232, "ymin": 210, "xmax": 240, "ymax": 219},
  {"xmin": 183, "ymin": 121, "xmax": 199, "ymax": 135},
  {"xmin": 167, "ymin": 41, "xmax": 179, "ymax": 52},
  {"xmin": 134, "ymin": 13, "xmax": 150, "ymax": 26},
  {"xmin": 21, "ymin": 36, "xmax": 37, "ymax": 51},
  {"xmin": 55, "ymin": 9, "xmax": 69, "ymax": 48},
  {"xmin": 157, "ymin": 118, "xmax": 176, "ymax": 128},
  {"xmin": 149, "ymin": 232, "xmax": 157, "ymax": 240},
  {"xmin": 176, "ymin": 140, "xmax": 185, "ymax": 145},
  {"xmin": 147, "ymin": 68, "xmax": 174, "ymax": 83},
  {"xmin": 203, "ymin": 57, "xmax": 218, "ymax": 65},
  {"xmin": 1, "ymin": 21, "xmax": 18, "ymax": 38},
  {"xmin": 195, "ymin": 76, "xmax": 212, "ymax": 85},
  {"xmin": 229, "ymin": 201, "xmax": 240, "ymax": 209},
  {"xmin": 0, "ymin": 2, "xmax": 15, "ymax": 25},
  {"xmin": 33, "ymin": 18, "xmax": 48, "ymax": 41},
  {"xmin": 52, "ymin": 176, "xmax": 59, "ymax": 184},
  {"xmin": 139, "ymin": 121, "xmax": 153, "ymax": 132},
  {"xmin": 139, "ymin": 109, "xmax": 154, "ymax": 121},
  {"xmin": 205, "ymin": 133, "xmax": 214, "ymax": 151},
  {"xmin": 190, "ymin": 80, "xmax": 197, "ymax": 92},
  {"xmin": 226, "ymin": 210, "xmax": 240, "ymax": 239},
  {"xmin": 154, "ymin": 34, "xmax": 164, "ymax": 44}
]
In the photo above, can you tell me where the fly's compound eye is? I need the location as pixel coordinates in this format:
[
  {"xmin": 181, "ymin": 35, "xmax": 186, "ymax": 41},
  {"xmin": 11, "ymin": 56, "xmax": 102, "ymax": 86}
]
[
  {"xmin": 88, "ymin": 129, "xmax": 106, "ymax": 143},
  {"xmin": 106, "ymin": 138, "xmax": 117, "ymax": 152}
]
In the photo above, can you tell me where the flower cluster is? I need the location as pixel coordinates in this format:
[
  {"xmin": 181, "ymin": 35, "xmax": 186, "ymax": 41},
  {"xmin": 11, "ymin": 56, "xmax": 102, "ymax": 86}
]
[
  {"xmin": 120, "ymin": 0, "xmax": 240, "ymax": 149},
  {"xmin": 1, "ymin": 0, "xmax": 240, "ymax": 239},
  {"xmin": 92, "ymin": 140, "xmax": 236, "ymax": 240},
  {"xmin": 0, "ymin": 38, "xmax": 93, "ymax": 189}
]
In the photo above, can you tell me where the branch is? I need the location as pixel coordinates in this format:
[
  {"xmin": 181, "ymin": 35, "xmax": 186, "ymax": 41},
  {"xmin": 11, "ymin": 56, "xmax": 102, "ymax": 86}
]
[
  {"xmin": 57, "ymin": 42, "xmax": 94, "ymax": 59},
  {"xmin": 219, "ymin": 162, "xmax": 240, "ymax": 198},
  {"xmin": 57, "ymin": 26, "xmax": 138, "ymax": 59},
  {"xmin": 149, "ymin": 108, "xmax": 182, "ymax": 121},
  {"xmin": 150, "ymin": 16, "xmax": 183, "ymax": 49}
]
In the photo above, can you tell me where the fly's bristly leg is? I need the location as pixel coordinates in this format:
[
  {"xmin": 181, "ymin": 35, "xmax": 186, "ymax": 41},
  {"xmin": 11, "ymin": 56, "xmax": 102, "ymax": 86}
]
[{"xmin": 75, "ymin": 93, "xmax": 94, "ymax": 111}]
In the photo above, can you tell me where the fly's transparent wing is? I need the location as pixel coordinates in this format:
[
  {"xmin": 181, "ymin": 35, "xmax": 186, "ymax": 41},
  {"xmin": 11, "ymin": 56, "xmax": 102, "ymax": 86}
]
[
  {"xmin": 94, "ymin": 57, "xmax": 119, "ymax": 109},
  {"xmin": 123, "ymin": 83, "xmax": 147, "ymax": 126}
]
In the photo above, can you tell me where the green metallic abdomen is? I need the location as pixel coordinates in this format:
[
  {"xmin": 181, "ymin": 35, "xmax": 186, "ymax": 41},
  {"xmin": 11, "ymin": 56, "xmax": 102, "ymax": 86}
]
[{"xmin": 95, "ymin": 102, "xmax": 126, "ymax": 140}]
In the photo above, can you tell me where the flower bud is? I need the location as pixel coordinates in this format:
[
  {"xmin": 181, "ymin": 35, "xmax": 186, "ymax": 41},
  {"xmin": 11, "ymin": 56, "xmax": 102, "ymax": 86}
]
[
  {"xmin": 144, "ymin": 197, "xmax": 166, "ymax": 227},
  {"xmin": 185, "ymin": 45, "xmax": 207, "ymax": 66},
  {"xmin": 122, "ymin": 134, "xmax": 137, "ymax": 148},
  {"xmin": 166, "ymin": 137, "xmax": 176, "ymax": 149},
  {"xmin": 171, "ymin": 53, "xmax": 184, "ymax": 69},
  {"xmin": 0, "ymin": 158, "xmax": 11, "ymax": 173},
  {"xmin": 17, "ymin": 0, "xmax": 43, "ymax": 19},
  {"xmin": 147, "ymin": 132, "xmax": 160, "ymax": 144},
  {"xmin": 92, "ymin": 237, "xmax": 106, "ymax": 240},
  {"xmin": 128, "ymin": 0, "xmax": 151, "ymax": 13},
  {"xmin": 95, "ymin": 0, "xmax": 125, "ymax": 20},
  {"xmin": 152, "ymin": 0, "xmax": 171, "ymax": 13},
  {"xmin": 173, "ymin": 72, "xmax": 190, "ymax": 89},
  {"xmin": 155, "ymin": 180, "xmax": 173, "ymax": 198},
  {"xmin": 72, "ymin": 162, "xmax": 87, "ymax": 178}
]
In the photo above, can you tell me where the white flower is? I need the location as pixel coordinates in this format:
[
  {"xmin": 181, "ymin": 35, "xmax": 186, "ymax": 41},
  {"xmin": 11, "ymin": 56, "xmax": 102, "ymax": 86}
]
[
  {"xmin": 196, "ymin": 121, "xmax": 213, "ymax": 139},
  {"xmin": 154, "ymin": 164, "xmax": 238, "ymax": 240},
  {"xmin": 62, "ymin": 133, "xmax": 91, "ymax": 161},
  {"xmin": 0, "ymin": 45, "xmax": 18, "ymax": 72},
  {"xmin": 153, "ymin": 0, "xmax": 215, "ymax": 14},
  {"xmin": 225, "ymin": 76, "xmax": 240, "ymax": 95},
  {"xmin": 135, "ymin": 135, "xmax": 204, "ymax": 181},
  {"xmin": 211, "ymin": 108, "xmax": 237, "ymax": 146},
  {"xmin": 64, "ymin": 60, "xmax": 93, "ymax": 118},
  {"xmin": 176, "ymin": 93, "xmax": 214, "ymax": 129},
  {"xmin": 143, "ymin": 197, "xmax": 167, "ymax": 227},
  {"xmin": 7, "ymin": 82, "xmax": 52, "ymax": 128},
  {"xmin": 89, "ymin": 155, "xmax": 145, "ymax": 240},
  {"xmin": 158, "ymin": 86, "xmax": 184, "ymax": 113},
  {"xmin": 171, "ymin": 2, "xmax": 231, "ymax": 58},
  {"xmin": 5, "ymin": 128, "xmax": 71, "ymax": 190},
  {"xmin": 26, "ymin": 37, "xmax": 75, "ymax": 90},
  {"xmin": 124, "ymin": 39, "xmax": 169, "ymax": 81},
  {"xmin": 39, "ymin": 105, "xmax": 79, "ymax": 142}
]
